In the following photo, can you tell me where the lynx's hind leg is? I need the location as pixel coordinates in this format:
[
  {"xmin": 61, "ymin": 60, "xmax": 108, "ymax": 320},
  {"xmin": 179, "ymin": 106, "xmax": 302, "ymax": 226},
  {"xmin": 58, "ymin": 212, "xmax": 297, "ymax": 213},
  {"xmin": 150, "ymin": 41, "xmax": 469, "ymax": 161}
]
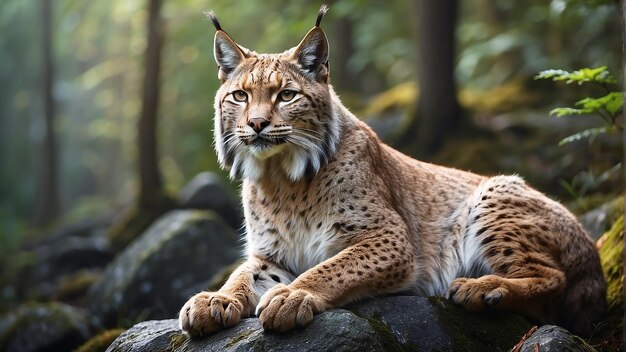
[
  {"xmin": 448, "ymin": 175, "xmax": 567, "ymax": 322},
  {"xmin": 447, "ymin": 265, "xmax": 565, "ymax": 321}
]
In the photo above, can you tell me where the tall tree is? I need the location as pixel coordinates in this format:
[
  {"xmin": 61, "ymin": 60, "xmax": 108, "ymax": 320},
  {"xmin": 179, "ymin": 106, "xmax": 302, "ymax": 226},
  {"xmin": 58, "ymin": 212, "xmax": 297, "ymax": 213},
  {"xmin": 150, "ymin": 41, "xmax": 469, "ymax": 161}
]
[
  {"xmin": 138, "ymin": 0, "xmax": 164, "ymax": 207},
  {"xmin": 35, "ymin": 0, "xmax": 60, "ymax": 226},
  {"xmin": 108, "ymin": 0, "xmax": 174, "ymax": 250},
  {"xmin": 400, "ymin": 0, "xmax": 461, "ymax": 158},
  {"xmin": 333, "ymin": 17, "xmax": 358, "ymax": 92}
]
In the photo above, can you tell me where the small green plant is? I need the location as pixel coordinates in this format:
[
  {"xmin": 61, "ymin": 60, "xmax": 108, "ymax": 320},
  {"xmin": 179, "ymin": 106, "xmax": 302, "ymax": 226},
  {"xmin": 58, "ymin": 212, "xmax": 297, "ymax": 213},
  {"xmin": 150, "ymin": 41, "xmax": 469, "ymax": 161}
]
[
  {"xmin": 535, "ymin": 66, "xmax": 623, "ymax": 209},
  {"xmin": 535, "ymin": 66, "xmax": 623, "ymax": 146}
]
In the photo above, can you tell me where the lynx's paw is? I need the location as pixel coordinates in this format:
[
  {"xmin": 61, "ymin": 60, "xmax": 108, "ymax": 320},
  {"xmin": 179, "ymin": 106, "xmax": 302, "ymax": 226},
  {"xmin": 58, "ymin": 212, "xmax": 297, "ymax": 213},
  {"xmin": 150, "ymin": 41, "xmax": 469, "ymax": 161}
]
[
  {"xmin": 179, "ymin": 291, "xmax": 244, "ymax": 337},
  {"xmin": 446, "ymin": 275, "xmax": 507, "ymax": 311},
  {"xmin": 255, "ymin": 284, "xmax": 325, "ymax": 332}
]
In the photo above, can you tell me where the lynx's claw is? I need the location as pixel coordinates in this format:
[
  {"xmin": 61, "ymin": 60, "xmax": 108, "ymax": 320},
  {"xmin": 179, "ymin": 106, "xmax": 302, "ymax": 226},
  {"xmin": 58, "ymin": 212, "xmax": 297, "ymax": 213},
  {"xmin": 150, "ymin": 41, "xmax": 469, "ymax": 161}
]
[
  {"xmin": 256, "ymin": 284, "xmax": 324, "ymax": 332},
  {"xmin": 179, "ymin": 291, "xmax": 243, "ymax": 338}
]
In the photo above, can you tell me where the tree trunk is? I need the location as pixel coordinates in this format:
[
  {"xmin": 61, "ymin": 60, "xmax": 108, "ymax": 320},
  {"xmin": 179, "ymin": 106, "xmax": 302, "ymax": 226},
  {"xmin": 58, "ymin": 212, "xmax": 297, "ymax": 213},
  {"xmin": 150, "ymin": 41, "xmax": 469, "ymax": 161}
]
[
  {"xmin": 138, "ymin": 0, "xmax": 164, "ymax": 207},
  {"xmin": 400, "ymin": 0, "xmax": 461, "ymax": 158},
  {"xmin": 35, "ymin": 0, "xmax": 60, "ymax": 226},
  {"xmin": 107, "ymin": 0, "xmax": 175, "ymax": 251},
  {"xmin": 333, "ymin": 17, "xmax": 358, "ymax": 92}
]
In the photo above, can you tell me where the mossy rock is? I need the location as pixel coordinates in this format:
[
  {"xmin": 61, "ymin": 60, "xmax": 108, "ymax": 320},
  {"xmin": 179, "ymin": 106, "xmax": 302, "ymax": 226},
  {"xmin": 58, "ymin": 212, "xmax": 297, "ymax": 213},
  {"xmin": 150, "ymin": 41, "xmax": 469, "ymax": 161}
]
[
  {"xmin": 89, "ymin": 210, "xmax": 241, "ymax": 328},
  {"xmin": 55, "ymin": 269, "xmax": 102, "ymax": 304},
  {"xmin": 580, "ymin": 196, "xmax": 624, "ymax": 239},
  {"xmin": 107, "ymin": 193, "xmax": 177, "ymax": 251},
  {"xmin": 597, "ymin": 215, "xmax": 623, "ymax": 346},
  {"xmin": 0, "ymin": 302, "xmax": 91, "ymax": 352},
  {"xmin": 177, "ymin": 172, "xmax": 243, "ymax": 230},
  {"xmin": 106, "ymin": 296, "xmax": 539, "ymax": 352},
  {"xmin": 75, "ymin": 328, "xmax": 125, "ymax": 352},
  {"xmin": 350, "ymin": 295, "xmax": 532, "ymax": 351}
]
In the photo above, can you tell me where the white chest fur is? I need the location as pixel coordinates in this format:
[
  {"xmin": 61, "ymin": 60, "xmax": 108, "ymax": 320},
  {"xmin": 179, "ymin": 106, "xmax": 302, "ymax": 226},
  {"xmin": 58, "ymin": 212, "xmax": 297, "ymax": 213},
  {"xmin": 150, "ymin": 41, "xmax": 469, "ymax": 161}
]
[{"xmin": 246, "ymin": 217, "xmax": 343, "ymax": 276}]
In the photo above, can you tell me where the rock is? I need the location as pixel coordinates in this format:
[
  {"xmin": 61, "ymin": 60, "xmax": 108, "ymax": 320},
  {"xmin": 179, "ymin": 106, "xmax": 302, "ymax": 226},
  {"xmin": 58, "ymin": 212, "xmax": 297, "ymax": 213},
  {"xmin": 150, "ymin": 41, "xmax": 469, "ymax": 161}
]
[
  {"xmin": 579, "ymin": 197, "xmax": 623, "ymax": 239},
  {"xmin": 0, "ymin": 302, "xmax": 91, "ymax": 352},
  {"xmin": 351, "ymin": 296, "xmax": 532, "ymax": 351},
  {"xmin": 8, "ymin": 219, "xmax": 114, "ymax": 305},
  {"xmin": 88, "ymin": 210, "xmax": 241, "ymax": 328},
  {"xmin": 519, "ymin": 325, "xmax": 596, "ymax": 352},
  {"xmin": 177, "ymin": 172, "xmax": 242, "ymax": 229},
  {"xmin": 106, "ymin": 295, "xmax": 534, "ymax": 352},
  {"xmin": 19, "ymin": 235, "xmax": 113, "ymax": 300},
  {"xmin": 107, "ymin": 311, "xmax": 382, "ymax": 352}
]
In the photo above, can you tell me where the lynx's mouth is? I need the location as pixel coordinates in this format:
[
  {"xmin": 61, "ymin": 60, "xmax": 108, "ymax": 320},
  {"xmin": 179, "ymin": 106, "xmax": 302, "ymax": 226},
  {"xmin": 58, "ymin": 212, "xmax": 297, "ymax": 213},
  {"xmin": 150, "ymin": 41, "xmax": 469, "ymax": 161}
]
[{"xmin": 246, "ymin": 136, "xmax": 288, "ymax": 159}]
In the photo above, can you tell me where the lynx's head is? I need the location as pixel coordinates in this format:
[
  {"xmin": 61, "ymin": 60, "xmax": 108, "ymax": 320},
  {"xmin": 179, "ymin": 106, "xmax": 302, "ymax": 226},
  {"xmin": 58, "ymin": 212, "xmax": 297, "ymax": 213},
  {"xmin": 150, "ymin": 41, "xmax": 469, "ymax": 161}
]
[{"xmin": 209, "ymin": 6, "xmax": 341, "ymax": 181}]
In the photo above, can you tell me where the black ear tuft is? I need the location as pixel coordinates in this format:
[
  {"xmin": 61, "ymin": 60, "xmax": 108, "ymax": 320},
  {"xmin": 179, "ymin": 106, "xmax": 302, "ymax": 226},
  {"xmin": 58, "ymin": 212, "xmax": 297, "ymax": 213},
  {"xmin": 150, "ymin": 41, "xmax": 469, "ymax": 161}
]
[
  {"xmin": 315, "ymin": 4, "xmax": 329, "ymax": 27},
  {"xmin": 207, "ymin": 11, "xmax": 246, "ymax": 82},
  {"xmin": 205, "ymin": 10, "xmax": 222, "ymax": 31}
]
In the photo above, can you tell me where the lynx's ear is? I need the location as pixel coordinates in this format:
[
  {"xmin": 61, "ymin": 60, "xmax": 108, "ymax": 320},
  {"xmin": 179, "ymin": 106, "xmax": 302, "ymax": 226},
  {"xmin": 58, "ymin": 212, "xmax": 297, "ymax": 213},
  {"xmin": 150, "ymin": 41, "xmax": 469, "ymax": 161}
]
[
  {"xmin": 207, "ymin": 11, "xmax": 246, "ymax": 82},
  {"xmin": 291, "ymin": 5, "xmax": 329, "ymax": 82}
]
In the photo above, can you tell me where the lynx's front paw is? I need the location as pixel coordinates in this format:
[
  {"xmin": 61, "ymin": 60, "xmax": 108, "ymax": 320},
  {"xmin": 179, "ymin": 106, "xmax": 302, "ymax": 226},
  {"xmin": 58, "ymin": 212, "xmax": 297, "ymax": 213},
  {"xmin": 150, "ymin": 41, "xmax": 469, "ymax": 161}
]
[
  {"xmin": 255, "ymin": 284, "xmax": 325, "ymax": 332},
  {"xmin": 179, "ymin": 291, "xmax": 244, "ymax": 337}
]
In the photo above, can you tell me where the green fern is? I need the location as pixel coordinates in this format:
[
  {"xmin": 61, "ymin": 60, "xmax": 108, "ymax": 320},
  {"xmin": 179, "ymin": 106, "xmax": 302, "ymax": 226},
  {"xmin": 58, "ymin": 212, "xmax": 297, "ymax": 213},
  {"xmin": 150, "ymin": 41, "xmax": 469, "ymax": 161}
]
[
  {"xmin": 536, "ymin": 66, "xmax": 622, "ymax": 204},
  {"xmin": 535, "ymin": 66, "xmax": 617, "ymax": 85},
  {"xmin": 536, "ymin": 66, "xmax": 622, "ymax": 145}
]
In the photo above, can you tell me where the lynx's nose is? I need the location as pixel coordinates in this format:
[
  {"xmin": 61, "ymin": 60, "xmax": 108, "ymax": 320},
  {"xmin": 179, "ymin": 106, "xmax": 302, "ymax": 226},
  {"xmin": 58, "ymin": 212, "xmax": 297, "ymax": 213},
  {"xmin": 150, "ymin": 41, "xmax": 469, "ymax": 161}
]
[{"xmin": 248, "ymin": 118, "xmax": 270, "ymax": 134}]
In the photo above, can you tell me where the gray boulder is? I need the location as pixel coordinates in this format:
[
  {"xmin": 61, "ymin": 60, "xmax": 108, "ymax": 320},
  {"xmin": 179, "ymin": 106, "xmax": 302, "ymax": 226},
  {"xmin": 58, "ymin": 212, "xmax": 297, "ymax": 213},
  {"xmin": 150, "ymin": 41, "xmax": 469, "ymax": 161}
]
[
  {"xmin": 579, "ymin": 197, "xmax": 623, "ymax": 240},
  {"xmin": 10, "ymin": 217, "xmax": 113, "ymax": 302},
  {"xmin": 106, "ymin": 295, "xmax": 537, "ymax": 352},
  {"xmin": 519, "ymin": 325, "xmax": 596, "ymax": 352},
  {"xmin": 0, "ymin": 302, "xmax": 91, "ymax": 352},
  {"xmin": 88, "ymin": 210, "xmax": 241, "ymax": 328},
  {"xmin": 177, "ymin": 172, "xmax": 243, "ymax": 229}
]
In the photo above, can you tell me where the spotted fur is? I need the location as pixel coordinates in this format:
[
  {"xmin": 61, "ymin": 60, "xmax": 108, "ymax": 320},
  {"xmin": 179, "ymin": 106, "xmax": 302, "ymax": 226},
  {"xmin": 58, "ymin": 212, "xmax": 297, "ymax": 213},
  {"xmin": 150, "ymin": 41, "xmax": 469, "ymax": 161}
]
[{"xmin": 180, "ymin": 6, "xmax": 606, "ymax": 337}]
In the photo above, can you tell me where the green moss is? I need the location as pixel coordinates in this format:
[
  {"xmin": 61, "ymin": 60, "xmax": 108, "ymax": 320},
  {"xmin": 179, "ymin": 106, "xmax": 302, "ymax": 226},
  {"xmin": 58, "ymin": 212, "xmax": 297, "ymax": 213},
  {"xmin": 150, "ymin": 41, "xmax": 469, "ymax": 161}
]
[
  {"xmin": 427, "ymin": 296, "xmax": 532, "ymax": 351},
  {"xmin": 599, "ymin": 215, "xmax": 624, "ymax": 314},
  {"xmin": 596, "ymin": 215, "xmax": 624, "ymax": 349},
  {"xmin": 223, "ymin": 328, "xmax": 256, "ymax": 350},
  {"xmin": 107, "ymin": 192, "xmax": 176, "ymax": 251},
  {"xmin": 364, "ymin": 315, "xmax": 405, "ymax": 352},
  {"xmin": 74, "ymin": 328, "xmax": 125, "ymax": 352},
  {"xmin": 56, "ymin": 270, "xmax": 101, "ymax": 302},
  {"xmin": 166, "ymin": 332, "xmax": 189, "ymax": 352}
]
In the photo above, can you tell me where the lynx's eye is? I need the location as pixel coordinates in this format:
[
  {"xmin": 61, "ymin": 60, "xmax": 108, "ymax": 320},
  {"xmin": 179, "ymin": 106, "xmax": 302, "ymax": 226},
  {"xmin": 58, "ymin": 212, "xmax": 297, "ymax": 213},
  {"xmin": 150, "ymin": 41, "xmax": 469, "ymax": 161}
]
[
  {"xmin": 232, "ymin": 90, "xmax": 248, "ymax": 102},
  {"xmin": 278, "ymin": 89, "xmax": 297, "ymax": 102}
]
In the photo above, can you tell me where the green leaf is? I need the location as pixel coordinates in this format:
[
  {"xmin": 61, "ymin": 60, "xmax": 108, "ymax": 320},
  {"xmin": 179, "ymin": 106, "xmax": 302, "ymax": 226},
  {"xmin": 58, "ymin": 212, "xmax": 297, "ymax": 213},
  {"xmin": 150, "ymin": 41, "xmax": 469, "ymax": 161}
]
[
  {"xmin": 603, "ymin": 92, "xmax": 624, "ymax": 116},
  {"xmin": 535, "ymin": 69, "xmax": 569, "ymax": 80},
  {"xmin": 575, "ymin": 92, "xmax": 623, "ymax": 117},
  {"xmin": 549, "ymin": 92, "xmax": 623, "ymax": 118},
  {"xmin": 535, "ymin": 66, "xmax": 617, "ymax": 85},
  {"xmin": 549, "ymin": 107, "xmax": 592, "ymax": 117},
  {"xmin": 558, "ymin": 126, "xmax": 613, "ymax": 146}
]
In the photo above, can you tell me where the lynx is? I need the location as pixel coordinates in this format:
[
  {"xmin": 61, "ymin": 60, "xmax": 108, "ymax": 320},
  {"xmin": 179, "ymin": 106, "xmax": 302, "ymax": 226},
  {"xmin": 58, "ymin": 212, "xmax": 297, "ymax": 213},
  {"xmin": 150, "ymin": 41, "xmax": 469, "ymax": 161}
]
[{"xmin": 179, "ymin": 6, "xmax": 606, "ymax": 337}]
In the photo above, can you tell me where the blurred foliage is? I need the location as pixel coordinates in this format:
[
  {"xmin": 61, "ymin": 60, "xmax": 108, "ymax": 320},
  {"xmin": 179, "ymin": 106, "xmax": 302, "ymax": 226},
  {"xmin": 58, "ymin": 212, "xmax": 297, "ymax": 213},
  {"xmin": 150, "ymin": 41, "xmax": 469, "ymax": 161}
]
[
  {"xmin": 0, "ymin": 0, "xmax": 621, "ymax": 244},
  {"xmin": 535, "ymin": 65, "xmax": 622, "ymax": 210}
]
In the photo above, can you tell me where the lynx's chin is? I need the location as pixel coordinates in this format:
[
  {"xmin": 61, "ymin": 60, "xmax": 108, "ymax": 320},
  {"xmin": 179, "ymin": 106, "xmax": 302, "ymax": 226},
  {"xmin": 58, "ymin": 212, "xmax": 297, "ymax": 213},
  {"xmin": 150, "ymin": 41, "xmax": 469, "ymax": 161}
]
[{"xmin": 249, "ymin": 142, "xmax": 285, "ymax": 160}]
